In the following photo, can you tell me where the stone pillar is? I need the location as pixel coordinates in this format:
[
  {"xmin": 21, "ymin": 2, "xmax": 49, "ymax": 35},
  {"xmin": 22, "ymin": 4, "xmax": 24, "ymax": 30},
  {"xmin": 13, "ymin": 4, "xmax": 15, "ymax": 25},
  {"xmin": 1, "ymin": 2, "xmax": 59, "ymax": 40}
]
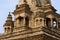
[
  {"xmin": 44, "ymin": 19, "xmax": 46, "ymax": 27},
  {"xmin": 51, "ymin": 18, "xmax": 53, "ymax": 27},
  {"xmin": 42, "ymin": 18, "xmax": 45, "ymax": 27},
  {"xmin": 17, "ymin": 19, "xmax": 20, "ymax": 27},
  {"xmin": 57, "ymin": 21, "xmax": 58, "ymax": 29},
  {"xmin": 7, "ymin": 28, "xmax": 9, "ymax": 33},
  {"xmin": 14, "ymin": 20, "xmax": 17, "ymax": 28},
  {"xmin": 23, "ymin": 17, "xmax": 25, "ymax": 26},
  {"xmin": 4, "ymin": 28, "xmax": 7, "ymax": 33}
]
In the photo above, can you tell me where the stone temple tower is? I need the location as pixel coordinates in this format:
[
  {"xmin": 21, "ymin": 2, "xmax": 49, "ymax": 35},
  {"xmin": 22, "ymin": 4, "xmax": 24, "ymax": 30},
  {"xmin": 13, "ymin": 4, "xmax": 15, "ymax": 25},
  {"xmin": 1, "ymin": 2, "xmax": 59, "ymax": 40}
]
[{"xmin": 0, "ymin": 0, "xmax": 60, "ymax": 40}]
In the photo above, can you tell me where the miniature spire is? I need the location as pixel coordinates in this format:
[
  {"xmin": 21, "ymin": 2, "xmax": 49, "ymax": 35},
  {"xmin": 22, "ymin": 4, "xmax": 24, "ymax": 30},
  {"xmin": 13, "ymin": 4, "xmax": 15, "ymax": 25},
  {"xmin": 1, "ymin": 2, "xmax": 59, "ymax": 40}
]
[
  {"xmin": 8, "ymin": 12, "xmax": 11, "ymax": 16},
  {"xmin": 4, "ymin": 12, "xmax": 14, "ymax": 34},
  {"xmin": 7, "ymin": 12, "xmax": 12, "ymax": 20}
]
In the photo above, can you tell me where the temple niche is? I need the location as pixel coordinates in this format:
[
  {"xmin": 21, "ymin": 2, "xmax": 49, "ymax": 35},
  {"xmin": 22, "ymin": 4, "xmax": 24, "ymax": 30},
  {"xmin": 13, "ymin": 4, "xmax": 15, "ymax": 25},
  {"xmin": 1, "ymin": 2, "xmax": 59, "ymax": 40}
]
[{"xmin": 46, "ymin": 18, "xmax": 58, "ymax": 28}]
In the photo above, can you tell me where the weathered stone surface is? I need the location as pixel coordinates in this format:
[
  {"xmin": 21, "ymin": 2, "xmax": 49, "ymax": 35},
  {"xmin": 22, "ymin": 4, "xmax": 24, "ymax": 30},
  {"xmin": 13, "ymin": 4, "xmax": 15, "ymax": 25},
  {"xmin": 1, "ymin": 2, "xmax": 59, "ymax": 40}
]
[{"xmin": 0, "ymin": 0, "xmax": 60, "ymax": 40}]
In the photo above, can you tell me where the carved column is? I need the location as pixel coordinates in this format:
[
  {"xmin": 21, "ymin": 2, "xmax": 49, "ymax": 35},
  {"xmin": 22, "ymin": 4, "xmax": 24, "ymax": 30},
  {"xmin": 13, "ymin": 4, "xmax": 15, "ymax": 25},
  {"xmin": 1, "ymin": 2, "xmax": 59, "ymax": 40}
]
[
  {"xmin": 51, "ymin": 18, "xmax": 53, "ymax": 27},
  {"xmin": 17, "ymin": 19, "xmax": 20, "ymax": 27},
  {"xmin": 56, "ymin": 20, "xmax": 58, "ymax": 29},
  {"xmin": 44, "ymin": 19, "xmax": 46, "ymax": 27},
  {"xmin": 42, "ymin": 18, "xmax": 45, "ymax": 27},
  {"xmin": 57, "ymin": 22, "xmax": 58, "ymax": 29},
  {"xmin": 23, "ymin": 17, "xmax": 25, "ymax": 26}
]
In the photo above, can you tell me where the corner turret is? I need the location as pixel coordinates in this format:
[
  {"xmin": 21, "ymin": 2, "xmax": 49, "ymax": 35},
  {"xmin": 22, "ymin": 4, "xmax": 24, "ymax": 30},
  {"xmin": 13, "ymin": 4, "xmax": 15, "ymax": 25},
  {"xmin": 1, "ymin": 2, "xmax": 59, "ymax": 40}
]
[{"xmin": 3, "ymin": 12, "xmax": 14, "ymax": 34}]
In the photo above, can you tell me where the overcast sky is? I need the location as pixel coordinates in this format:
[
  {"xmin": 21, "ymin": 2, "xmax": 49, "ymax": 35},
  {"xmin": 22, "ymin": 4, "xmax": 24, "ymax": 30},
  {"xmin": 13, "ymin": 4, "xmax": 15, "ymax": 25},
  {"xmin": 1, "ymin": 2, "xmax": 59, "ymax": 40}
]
[{"xmin": 0, "ymin": 0, "xmax": 60, "ymax": 33}]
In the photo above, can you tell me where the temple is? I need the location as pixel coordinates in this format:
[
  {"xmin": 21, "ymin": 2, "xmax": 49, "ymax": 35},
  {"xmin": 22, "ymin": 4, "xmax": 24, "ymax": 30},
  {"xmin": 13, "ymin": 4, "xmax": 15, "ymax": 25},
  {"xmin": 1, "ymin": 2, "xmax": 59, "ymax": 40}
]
[{"xmin": 0, "ymin": 0, "xmax": 60, "ymax": 40}]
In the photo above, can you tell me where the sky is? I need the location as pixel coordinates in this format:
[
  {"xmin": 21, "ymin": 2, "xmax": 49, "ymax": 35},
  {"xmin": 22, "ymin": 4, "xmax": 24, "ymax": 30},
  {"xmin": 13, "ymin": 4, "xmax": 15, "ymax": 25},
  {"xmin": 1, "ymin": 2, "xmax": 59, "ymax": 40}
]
[{"xmin": 0, "ymin": 0, "xmax": 60, "ymax": 33}]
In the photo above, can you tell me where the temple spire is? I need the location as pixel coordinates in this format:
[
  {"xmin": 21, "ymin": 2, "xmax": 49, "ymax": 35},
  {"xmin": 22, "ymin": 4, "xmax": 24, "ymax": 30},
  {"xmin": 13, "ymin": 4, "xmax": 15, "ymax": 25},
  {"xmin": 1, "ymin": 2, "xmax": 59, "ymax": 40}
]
[{"xmin": 18, "ymin": 0, "xmax": 27, "ymax": 7}]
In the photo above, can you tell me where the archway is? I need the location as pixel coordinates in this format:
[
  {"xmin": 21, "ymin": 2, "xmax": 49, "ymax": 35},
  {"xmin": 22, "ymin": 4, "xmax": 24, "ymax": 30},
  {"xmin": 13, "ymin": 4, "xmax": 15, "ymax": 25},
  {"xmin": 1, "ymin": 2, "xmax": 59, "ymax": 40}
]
[
  {"xmin": 53, "ymin": 18, "xmax": 57, "ymax": 28},
  {"xmin": 25, "ymin": 17, "xmax": 29, "ymax": 27},
  {"xmin": 46, "ymin": 18, "xmax": 51, "ymax": 27}
]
